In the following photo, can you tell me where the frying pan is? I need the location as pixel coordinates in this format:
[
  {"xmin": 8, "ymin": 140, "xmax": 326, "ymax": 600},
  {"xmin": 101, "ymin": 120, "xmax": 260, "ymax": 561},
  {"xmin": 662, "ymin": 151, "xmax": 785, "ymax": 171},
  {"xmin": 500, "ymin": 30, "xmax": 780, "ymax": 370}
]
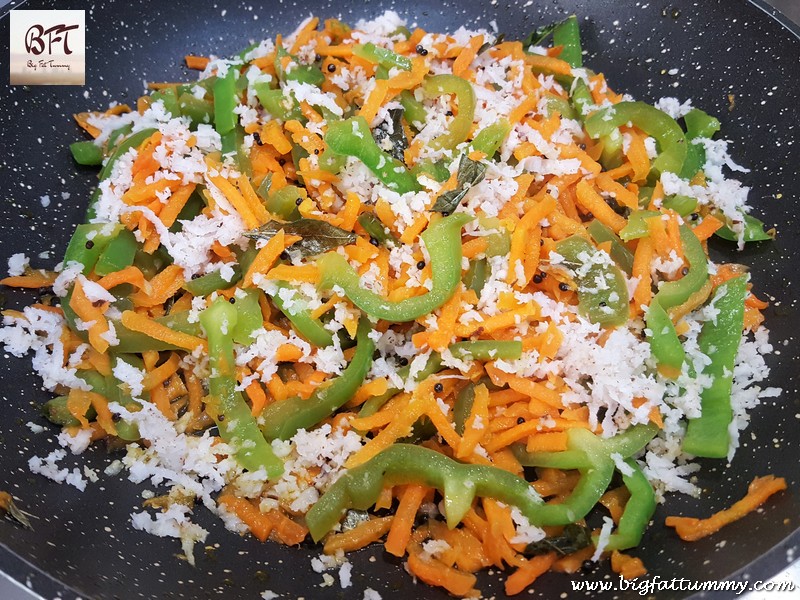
[{"xmin": 0, "ymin": 0, "xmax": 798, "ymax": 598}]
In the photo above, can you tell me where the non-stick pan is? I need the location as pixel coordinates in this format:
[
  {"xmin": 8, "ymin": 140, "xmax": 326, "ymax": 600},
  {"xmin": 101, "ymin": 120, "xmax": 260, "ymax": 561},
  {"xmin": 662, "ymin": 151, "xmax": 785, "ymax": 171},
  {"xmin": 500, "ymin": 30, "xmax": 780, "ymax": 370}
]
[{"xmin": 0, "ymin": 1, "xmax": 798, "ymax": 598}]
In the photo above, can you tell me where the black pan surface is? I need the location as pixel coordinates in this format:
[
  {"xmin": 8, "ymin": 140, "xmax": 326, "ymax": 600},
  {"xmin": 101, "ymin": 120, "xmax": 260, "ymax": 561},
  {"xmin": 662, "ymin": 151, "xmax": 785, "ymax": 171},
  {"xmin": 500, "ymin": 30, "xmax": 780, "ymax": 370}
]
[{"xmin": 0, "ymin": 1, "xmax": 798, "ymax": 598}]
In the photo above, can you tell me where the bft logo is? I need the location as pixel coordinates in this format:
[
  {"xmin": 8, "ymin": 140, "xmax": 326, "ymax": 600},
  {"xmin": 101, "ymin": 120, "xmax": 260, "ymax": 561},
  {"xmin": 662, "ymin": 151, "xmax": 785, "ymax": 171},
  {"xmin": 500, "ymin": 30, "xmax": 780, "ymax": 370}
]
[
  {"xmin": 10, "ymin": 10, "xmax": 86, "ymax": 85},
  {"xmin": 25, "ymin": 23, "xmax": 81, "ymax": 56}
]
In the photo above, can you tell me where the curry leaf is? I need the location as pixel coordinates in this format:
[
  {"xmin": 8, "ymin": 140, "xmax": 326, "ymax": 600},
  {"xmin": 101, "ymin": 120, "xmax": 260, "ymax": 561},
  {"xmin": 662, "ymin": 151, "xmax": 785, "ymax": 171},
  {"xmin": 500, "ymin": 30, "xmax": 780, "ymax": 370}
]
[
  {"xmin": 522, "ymin": 19, "xmax": 568, "ymax": 50},
  {"xmin": 431, "ymin": 154, "xmax": 487, "ymax": 214},
  {"xmin": 357, "ymin": 212, "xmax": 398, "ymax": 247},
  {"xmin": 372, "ymin": 107, "xmax": 408, "ymax": 163},
  {"xmin": 478, "ymin": 33, "xmax": 506, "ymax": 55},
  {"xmin": 524, "ymin": 523, "xmax": 592, "ymax": 557},
  {"xmin": 714, "ymin": 213, "xmax": 775, "ymax": 243},
  {"xmin": 0, "ymin": 493, "xmax": 32, "ymax": 530},
  {"xmin": 245, "ymin": 219, "xmax": 357, "ymax": 257}
]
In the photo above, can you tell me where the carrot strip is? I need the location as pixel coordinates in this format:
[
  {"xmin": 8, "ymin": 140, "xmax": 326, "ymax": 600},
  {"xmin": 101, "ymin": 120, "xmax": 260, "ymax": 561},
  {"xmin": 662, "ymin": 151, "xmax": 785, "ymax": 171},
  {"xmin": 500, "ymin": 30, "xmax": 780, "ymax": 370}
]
[
  {"xmin": 407, "ymin": 548, "xmax": 478, "ymax": 597},
  {"xmin": 624, "ymin": 130, "xmax": 651, "ymax": 182},
  {"xmin": 665, "ymin": 475, "xmax": 787, "ymax": 542},
  {"xmin": 207, "ymin": 173, "xmax": 261, "ymax": 229},
  {"xmin": 246, "ymin": 379, "xmax": 270, "ymax": 416},
  {"xmin": 0, "ymin": 272, "xmax": 56, "ymax": 288},
  {"xmin": 185, "ymin": 55, "xmax": 209, "ymax": 70},
  {"xmin": 323, "ymin": 516, "xmax": 394, "ymax": 555},
  {"xmin": 575, "ymin": 179, "xmax": 627, "ymax": 233},
  {"xmin": 66, "ymin": 388, "xmax": 92, "ymax": 429},
  {"xmin": 129, "ymin": 265, "xmax": 185, "ymax": 307},
  {"xmin": 96, "ymin": 265, "xmax": 149, "ymax": 292},
  {"xmin": 218, "ymin": 495, "xmax": 275, "ymax": 542},
  {"xmin": 264, "ymin": 264, "xmax": 320, "ymax": 284},
  {"xmin": 505, "ymin": 553, "xmax": 557, "ymax": 596},
  {"xmin": 121, "ymin": 310, "xmax": 208, "ymax": 353},
  {"xmin": 631, "ymin": 237, "xmax": 654, "ymax": 314},
  {"xmin": 359, "ymin": 79, "xmax": 390, "ymax": 124},
  {"xmin": 452, "ymin": 35, "xmax": 484, "ymax": 78},
  {"xmin": 692, "ymin": 215, "xmax": 724, "ymax": 242},
  {"xmin": 244, "ymin": 230, "xmax": 290, "ymax": 287},
  {"xmin": 385, "ymin": 484, "xmax": 428, "ymax": 556},
  {"xmin": 457, "ymin": 384, "xmax": 489, "ymax": 459},
  {"xmin": 142, "ymin": 353, "xmax": 182, "ymax": 391},
  {"xmin": 610, "ymin": 550, "xmax": 647, "ymax": 579},
  {"xmin": 69, "ymin": 279, "xmax": 111, "ymax": 354}
]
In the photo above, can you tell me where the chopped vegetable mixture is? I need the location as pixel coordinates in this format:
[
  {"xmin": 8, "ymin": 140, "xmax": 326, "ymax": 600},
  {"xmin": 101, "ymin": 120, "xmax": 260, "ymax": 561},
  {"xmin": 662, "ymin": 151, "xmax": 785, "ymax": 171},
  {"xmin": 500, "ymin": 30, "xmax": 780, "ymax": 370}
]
[{"xmin": 0, "ymin": 10, "xmax": 786, "ymax": 597}]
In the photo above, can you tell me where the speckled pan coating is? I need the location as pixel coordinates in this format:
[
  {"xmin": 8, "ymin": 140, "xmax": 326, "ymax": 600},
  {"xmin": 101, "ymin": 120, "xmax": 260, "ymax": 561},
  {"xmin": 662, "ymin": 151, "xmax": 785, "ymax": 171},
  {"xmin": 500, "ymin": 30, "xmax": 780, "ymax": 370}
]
[{"xmin": 0, "ymin": 1, "xmax": 798, "ymax": 599}]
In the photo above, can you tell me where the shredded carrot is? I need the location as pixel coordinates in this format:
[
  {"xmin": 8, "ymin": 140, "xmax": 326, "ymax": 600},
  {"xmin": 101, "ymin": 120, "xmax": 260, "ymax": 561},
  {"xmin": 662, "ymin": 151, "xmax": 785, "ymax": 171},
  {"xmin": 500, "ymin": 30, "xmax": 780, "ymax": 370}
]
[
  {"xmin": 575, "ymin": 179, "xmax": 627, "ymax": 233},
  {"xmin": 610, "ymin": 550, "xmax": 647, "ymax": 579},
  {"xmin": 130, "ymin": 265, "xmax": 185, "ymax": 307},
  {"xmin": 185, "ymin": 55, "xmax": 209, "ymax": 70},
  {"xmin": 385, "ymin": 484, "xmax": 428, "ymax": 556},
  {"xmin": 264, "ymin": 264, "xmax": 320, "ymax": 284},
  {"xmin": 243, "ymin": 230, "xmax": 299, "ymax": 287},
  {"xmin": 323, "ymin": 516, "xmax": 394, "ymax": 555},
  {"xmin": 407, "ymin": 545, "xmax": 478, "ymax": 597},
  {"xmin": 692, "ymin": 215, "xmax": 724, "ymax": 241},
  {"xmin": 69, "ymin": 278, "xmax": 111, "ymax": 354},
  {"xmin": 666, "ymin": 475, "xmax": 786, "ymax": 541},
  {"xmin": 452, "ymin": 35, "xmax": 484, "ymax": 78},
  {"xmin": 121, "ymin": 310, "xmax": 207, "ymax": 353},
  {"xmin": 0, "ymin": 272, "xmax": 56, "ymax": 288},
  {"xmin": 505, "ymin": 553, "xmax": 557, "ymax": 596}
]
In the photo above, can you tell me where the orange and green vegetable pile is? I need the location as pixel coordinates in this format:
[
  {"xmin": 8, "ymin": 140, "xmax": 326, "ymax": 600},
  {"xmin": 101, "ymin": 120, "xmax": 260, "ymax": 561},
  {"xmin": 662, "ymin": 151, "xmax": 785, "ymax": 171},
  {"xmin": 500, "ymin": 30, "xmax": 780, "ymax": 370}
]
[{"xmin": 0, "ymin": 11, "xmax": 785, "ymax": 597}]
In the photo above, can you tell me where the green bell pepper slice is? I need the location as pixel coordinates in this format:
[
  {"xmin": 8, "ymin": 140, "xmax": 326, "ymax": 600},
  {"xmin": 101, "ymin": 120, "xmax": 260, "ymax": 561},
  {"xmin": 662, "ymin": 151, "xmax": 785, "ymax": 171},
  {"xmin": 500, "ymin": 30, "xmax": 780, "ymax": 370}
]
[
  {"xmin": 308, "ymin": 425, "xmax": 658, "ymax": 543},
  {"xmin": 422, "ymin": 75, "xmax": 476, "ymax": 151},
  {"xmin": 552, "ymin": 15, "xmax": 582, "ymax": 68},
  {"xmin": 399, "ymin": 90, "xmax": 427, "ymax": 127},
  {"xmin": 178, "ymin": 92, "xmax": 214, "ymax": 126},
  {"xmin": 200, "ymin": 298, "xmax": 283, "ymax": 476},
  {"xmin": 464, "ymin": 257, "xmax": 487, "ymax": 296},
  {"xmin": 63, "ymin": 223, "xmax": 125, "ymax": 274},
  {"xmin": 682, "ymin": 275, "xmax": 748, "ymax": 458},
  {"xmin": 43, "ymin": 395, "xmax": 95, "ymax": 427},
  {"xmin": 316, "ymin": 213, "xmax": 472, "ymax": 322},
  {"xmin": 266, "ymin": 281, "xmax": 334, "ymax": 348},
  {"xmin": 260, "ymin": 319, "xmax": 374, "ymax": 440},
  {"xmin": 325, "ymin": 116, "xmax": 420, "ymax": 193},
  {"xmin": 353, "ymin": 43, "xmax": 412, "ymax": 71},
  {"xmin": 645, "ymin": 225, "xmax": 709, "ymax": 373},
  {"xmin": 410, "ymin": 159, "xmax": 451, "ymax": 183},
  {"xmin": 619, "ymin": 210, "xmax": 660, "ymax": 242},
  {"xmin": 603, "ymin": 459, "xmax": 657, "ymax": 551},
  {"xmin": 469, "ymin": 120, "xmax": 511, "ymax": 158},
  {"xmin": 662, "ymin": 194, "xmax": 698, "ymax": 217},
  {"xmin": 265, "ymin": 185, "xmax": 303, "ymax": 220},
  {"xmin": 183, "ymin": 266, "xmax": 242, "ymax": 297},
  {"xmin": 213, "ymin": 68, "xmax": 238, "ymax": 136},
  {"xmin": 94, "ymin": 229, "xmax": 138, "ymax": 277},
  {"xmin": 586, "ymin": 220, "xmax": 634, "ymax": 275},
  {"xmin": 585, "ymin": 101, "xmax": 687, "ymax": 177},
  {"xmin": 70, "ymin": 140, "xmax": 104, "ymax": 166},
  {"xmin": 448, "ymin": 340, "xmax": 522, "ymax": 361},
  {"xmin": 274, "ymin": 47, "xmax": 325, "ymax": 85},
  {"xmin": 255, "ymin": 84, "xmax": 304, "ymax": 121},
  {"xmin": 555, "ymin": 235, "xmax": 630, "ymax": 327},
  {"xmin": 679, "ymin": 108, "xmax": 721, "ymax": 180},
  {"xmin": 306, "ymin": 443, "xmax": 547, "ymax": 541}
]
